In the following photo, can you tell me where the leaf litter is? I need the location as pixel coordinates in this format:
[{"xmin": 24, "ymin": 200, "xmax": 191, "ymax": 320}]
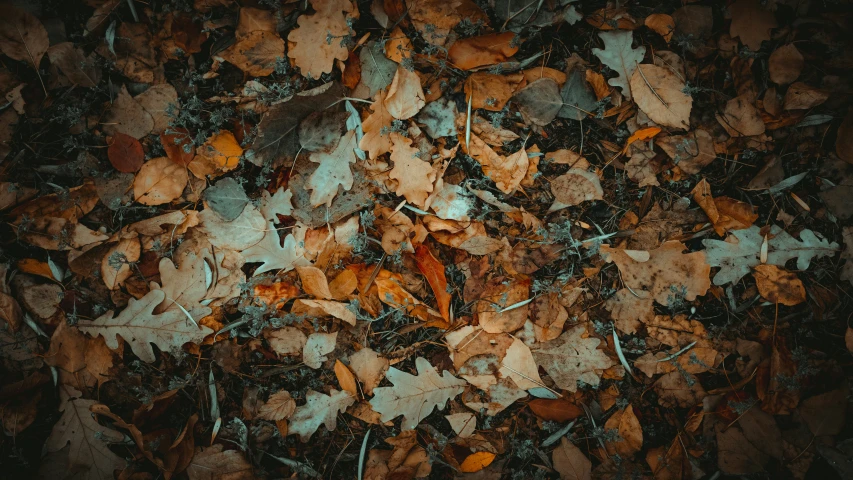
[{"xmin": 2, "ymin": 1, "xmax": 853, "ymax": 479}]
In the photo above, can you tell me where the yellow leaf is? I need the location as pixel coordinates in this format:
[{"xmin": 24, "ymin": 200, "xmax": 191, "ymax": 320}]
[
  {"xmin": 334, "ymin": 360, "xmax": 359, "ymax": 396},
  {"xmin": 190, "ymin": 131, "xmax": 243, "ymax": 178},
  {"xmin": 459, "ymin": 451, "xmax": 496, "ymax": 473}
]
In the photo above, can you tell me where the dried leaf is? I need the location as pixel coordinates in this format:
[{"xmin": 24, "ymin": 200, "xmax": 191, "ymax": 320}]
[
  {"xmin": 388, "ymin": 133, "xmax": 436, "ymax": 207},
  {"xmin": 103, "ymin": 85, "xmax": 154, "ymax": 139},
  {"xmin": 307, "ymin": 130, "xmax": 358, "ymax": 207},
  {"xmin": 190, "ymin": 131, "xmax": 243, "ymax": 179},
  {"xmin": 133, "ymin": 157, "xmax": 188, "ymax": 205},
  {"xmin": 448, "ymin": 32, "xmax": 518, "ymax": 70},
  {"xmin": 414, "ymin": 244, "xmax": 451, "ymax": 321},
  {"xmin": 303, "ymin": 331, "xmax": 338, "ymax": 369},
  {"xmin": 716, "ymin": 95, "xmax": 765, "ymax": 137},
  {"xmin": 752, "ymin": 265, "xmax": 806, "ymax": 306},
  {"xmin": 528, "ymin": 399, "xmax": 584, "ymax": 423},
  {"xmin": 532, "ymin": 326, "xmax": 614, "ymax": 392},
  {"xmin": 350, "ymin": 347, "xmax": 389, "ymax": 395},
  {"xmin": 629, "ymin": 64, "xmax": 692, "ymax": 130},
  {"xmin": 107, "ymin": 133, "xmax": 144, "ymax": 173},
  {"xmin": 729, "ymin": 0, "xmax": 777, "ymax": 51},
  {"xmin": 335, "ymin": 359, "xmax": 359, "ymax": 395},
  {"xmin": 187, "ymin": 444, "xmax": 253, "ymax": 480},
  {"xmin": 384, "ymin": 65, "xmax": 425, "ymax": 120},
  {"xmin": 257, "ymin": 390, "xmax": 296, "ymax": 421},
  {"xmin": 0, "ymin": 6, "xmax": 49, "ymax": 70},
  {"xmin": 769, "ymin": 44, "xmax": 804, "ymax": 85},
  {"xmin": 592, "ymin": 31, "xmax": 645, "ymax": 99},
  {"xmin": 289, "ymin": 388, "xmax": 355, "ymax": 441},
  {"xmin": 549, "ymin": 169, "xmax": 604, "ymax": 211},
  {"xmin": 645, "ymin": 14, "xmax": 675, "ymax": 42},
  {"xmin": 553, "ymin": 437, "xmax": 592, "ymax": 480},
  {"xmin": 369, "ymin": 357, "xmax": 466, "ymax": 430},
  {"xmin": 460, "ymin": 451, "xmax": 496, "ymax": 473}
]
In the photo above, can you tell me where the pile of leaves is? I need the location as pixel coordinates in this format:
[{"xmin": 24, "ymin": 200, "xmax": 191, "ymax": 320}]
[{"xmin": 1, "ymin": 0, "xmax": 853, "ymax": 478}]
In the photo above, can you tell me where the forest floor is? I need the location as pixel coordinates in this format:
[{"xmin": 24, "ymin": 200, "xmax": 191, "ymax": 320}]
[{"xmin": 1, "ymin": 0, "xmax": 853, "ymax": 479}]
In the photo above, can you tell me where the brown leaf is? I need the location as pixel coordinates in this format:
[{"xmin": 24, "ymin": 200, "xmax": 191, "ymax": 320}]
[
  {"xmin": 783, "ymin": 82, "xmax": 829, "ymax": 111},
  {"xmin": 752, "ymin": 264, "xmax": 806, "ymax": 306},
  {"xmin": 222, "ymin": 30, "xmax": 284, "ymax": 76},
  {"xmin": 107, "ymin": 132, "xmax": 144, "ymax": 173},
  {"xmin": 552, "ymin": 437, "xmax": 592, "ymax": 480},
  {"xmin": 465, "ymin": 134, "xmax": 527, "ymax": 194},
  {"xmin": 645, "ymin": 14, "xmax": 675, "ymax": 42},
  {"xmin": 47, "ymin": 42, "xmax": 100, "ymax": 87},
  {"xmin": 528, "ymin": 399, "xmax": 584, "ymax": 423},
  {"xmin": 388, "ymin": 133, "xmax": 436, "ymax": 207},
  {"xmin": 475, "ymin": 277, "xmax": 530, "ymax": 333},
  {"xmin": 257, "ymin": 390, "xmax": 296, "ymax": 421},
  {"xmin": 384, "ymin": 65, "xmax": 425, "ymax": 119},
  {"xmin": 604, "ymin": 405, "xmax": 643, "ymax": 458},
  {"xmin": 768, "ymin": 44, "xmax": 804, "ymax": 85},
  {"xmin": 549, "ymin": 169, "xmax": 604, "ymax": 211},
  {"xmin": 464, "ymin": 72, "xmax": 522, "ymax": 111},
  {"xmin": 629, "ymin": 64, "xmax": 692, "ymax": 130},
  {"xmin": 359, "ymin": 89, "xmax": 394, "ymax": 159},
  {"xmin": 187, "ymin": 444, "xmax": 253, "ymax": 480},
  {"xmin": 161, "ymin": 128, "xmax": 195, "ymax": 166},
  {"xmin": 691, "ymin": 179, "xmax": 758, "ymax": 235},
  {"xmin": 729, "ymin": 0, "xmax": 777, "ymax": 51},
  {"xmin": 133, "ymin": 157, "xmax": 189, "ymax": 205},
  {"xmin": 297, "ymin": 266, "xmax": 333, "ymax": 299},
  {"xmin": 716, "ymin": 95, "xmax": 765, "ymax": 137},
  {"xmin": 349, "ymin": 347, "xmax": 389, "ymax": 395},
  {"xmin": 103, "ymin": 85, "xmax": 154, "ymax": 139},
  {"xmin": 287, "ymin": 0, "xmax": 353, "ymax": 78},
  {"xmin": 0, "ymin": 6, "xmax": 49, "ymax": 70},
  {"xmin": 448, "ymin": 32, "xmax": 518, "ymax": 70}
]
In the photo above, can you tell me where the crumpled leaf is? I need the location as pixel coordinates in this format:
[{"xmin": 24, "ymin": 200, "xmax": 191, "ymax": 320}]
[
  {"xmin": 369, "ymin": 357, "xmax": 466, "ymax": 430},
  {"xmin": 289, "ymin": 388, "xmax": 355, "ymax": 441},
  {"xmin": 532, "ymin": 325, "xmax": 614, "ymax": 392},
  {"xmin": 79, "ymin": 289, "xmax": 213, "ymax": 363},
  {"xmin": 702, "ymin": 225, "xmax": 839, "ymax": 285},
  {"xmin": 592, "ymin": 30, "xmax": 645, "ymax": 99}
]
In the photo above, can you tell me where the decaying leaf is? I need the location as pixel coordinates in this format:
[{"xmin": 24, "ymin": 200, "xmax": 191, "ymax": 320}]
[
  {"xmin": 752, "ymin": 264, "xmax": 806, "ymax": 306},
  {"xmin": 592, "ymin": 30, "xmax": 645, "ymax": 99},
  {"xmin": 289, "ymin": 389, "xmax": 355, "ymax": 441},
  {"xmin": 388, "ymin": 133, "xmax": 436, "ymax": 208},
  {"xmin": 532, "ymin": 326, "xmax": 614, "ymax": 392}
]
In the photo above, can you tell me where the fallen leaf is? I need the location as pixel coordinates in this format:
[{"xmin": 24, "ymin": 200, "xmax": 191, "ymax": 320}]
[
  {"xmin": 107, "ymin": 133, "xmax": 144, "ymax": 173},
  {"xmin": 460, "ymin": 451, "xmax": 496, "ymax": 473},
  {"xmin": 291, "ymin": 299, "xmax": 356, "ymax": 325},
  {"xmin": 187, "ymin": 444, "xmax": 253, "ymax": 480},
  {"xmin": 475, "ymin": 277, "xmax": 530, "ymax": 333},
  {"xmin": 691, "ymin": 179, "xmax": 758, "ymax": 235},
  {"xmin": 448, "ymin": 32, "xmax": 518, "ymax": 70},
  {"xmin": 0, "ymin": 6, "xmax": 49, "ymax": 71},
  {"xmin": 532, "ymin": 325, "xmax": 614, "ymax": 392},
  {"xmin": 47, "ymin": 42, "xmax": 101, "ymax": 87},
  {"xmin": 769, "ymin": 44, "xmax": 804, "ymax": 85},
  {"xmin": 645, "ymin": 14, "xmax": 675, "ymax": 42},
  {"xmin": 369, "ymin": 357, "xmax": 466, "ymax": 430},
  {"xmin": 190, "ymin": 131, "xmax": 243, "ymax": 178},
  {"xmin": 553, "ymin": 437, "xmax": 592, "ymax": 480},
  {"xmin": 79, "ymin": 289, "xmax": 213, "ymax": 363},
  {"xmin": 717, "ymin": 94, "xmax": 765, "ymax": 137},
  {"xmin": 303, "ymin": 331, "xmax": 338, "ymax": 369},
  {"xmin": 103, "ymin": 85, "xmax": 154, "ymax": 139},
  {"xmin": 752, "ymin": 265, "xmax": 806, "ymax": 306},
  {"xmin": 221, "ymin": 30, "xmax": 284, "ymax": 76},
  {"xmin": 729, "ymin": 0, "xmax": 777, "ymax": 51},
  {"xmin": 604, "ymin": 405, "xmax": 643, "ymax": 457},
  {"xmin": 297, "ymin": 266, "xmax": 333, "ymax": 299},
  {"xmin": 335, "ymin": 359, "xmax": 359, "ymax": 395},
  {"xmin": 388, "ymin": 133, "xmax": 436, "ymax": 207},
  {"xmin": 464, "ymin": 71, "xmax": 522, "ymax": 111},
  {"xmin": 265, "ymin": 326, "xmax": 308, "ymax": 356},
  {"xmin": 548, "ymin": 169, "xmax": 604, "ymax": 211},
  {"xmin": 466, "ymin": 134, "xmax": 528, "ymax": 195},
  {"xmin": 349, "ymin": 347, "xmax": 389, "ymax": 395},
  {"xmin": 359, "ymin": 89, "xmax": 394, "ymax": 159},
  {"xmin": 384, "ymin": 65, "xmax": 425, "ymax": 120},
  {"xmin": 657, "ymin": 129, "xmax": 716, "ymax": 174},
  {"xmin": 784, "ymin": 82, "xmax": 829, "ymax": 111},
  {"xmin": 133, "ymin": 157, "xmax": 189, "ymax": 206},
  {"xmin": 414, "ymin": 244, "xmax": 451, "ymax": 321},
  {"xmin": 528, "ymin": 398, "xmax": 584, "ymax": 423},
  {"xmin": 592, "ymin": 30, "xmax": 645, "ymax": 99},
  {"xmin": 630, "ymin": 64, "xmax": 692, "ymax": 130},
  {"xmin": 257, "ymin": 390, "xmax": 296, "ymax": 421},
  {"xmin": 289, "ymin": 389, "xmax": 355, "ymax": 441},
  {"xmin": 512, "ymin": 78, "xmax": 563, "ymax": 126},
  {"xmin": 307, "ymin": 130, "xmax": 358, "ymax": 207}
]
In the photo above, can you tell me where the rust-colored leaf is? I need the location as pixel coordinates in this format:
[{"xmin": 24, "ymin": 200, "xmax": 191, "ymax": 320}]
[
  {"xmin": 528, "ymin": 398, "xmax": 584, "ymax": 422},
  {"xmin": 107, "ymin": 133, "xmax": 144, "ymax": 173},
  {"xmin": 414, "ymin": 244, "xmax": 451, "ymax": 321}
]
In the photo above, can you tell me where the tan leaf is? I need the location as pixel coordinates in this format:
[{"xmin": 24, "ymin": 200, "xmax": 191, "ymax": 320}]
[
  {"xmin": 101, "ymin": 237, "xmax": 141, "ymax": 290},
  {"xmin": 752, "ymin": 265, "xmax": 806, "ymax": 306},
  {"xmin": 242, "ymin": 222, "xmax": 309, "ymax": 275},
  {"xmin": 445, "ymin": 412, "xmax": 477, "ymax": 438},
  {"xmin": 134, "ymin": 84, "xmax": 178, "ymax": 133},
  {"xmin": 464, "ymin": 71, "xmax": 522, "ymax": 111},
  {"xmin": 657, "ymin": 129, "xmax": 716, "ymax": 175},
  {"xmin": 303, "ymin": 331, "xmax": 338, "ymax": 369},
  {"xmin": 307, "ymin": 130, "xmax": 357, "ymax": 207},
  {"xmin": 500, "ymin": 337, "xmax": 544, "ymax": 390},
  {"xmin": 297, "ymin": 266, "xmax": 333, "ymax": 299},
  {"xmin": 289, "ymin": 388, "xmax": 355, "ymax": 441},
  {"xmin": 475, "ymin": 277, "xmax": 530, "ymax": 333},
  {"xmin": 549, "ymin": 169, "xmax": 604, "ymax": 211},
  {"xmin": 257, "ymin": 390, "xmax": 296, "ymax": 421},
  {"xmin": 384, "ymin": 65, "xmax": 425, "ymax": 119},
  {"xmin": 264, "ymin": 326, "xmax": 307, "ymax": 356},
  {"xmin": 599, "ymin": 241, "xmax": 711, "ymax": 306},
  {"xmin": 605, "ymin": 288, "xmax": 654, "ymax": 335},
  {"xmin": 287, "ymin": 0, "xmax": 353, "ymax": 78},
  {"xmin": 532, "ymin": 325, "xmax": 615, "ymax": 392},
  {"xmin": 783, "ymin": 82, "xmax": 829, "ymax": 111},
  {"xmin": 716, "ymin": 95, "xmax": 765, "ymax": 137},
  {"xmin": 335, "ymin": 359, "xmax": 359, "ymax": 395},
  {"xmin": 466, "ymin": 134, "xmax": 527, "ymax": 194},
  {"xmin": 220, "ymin": 30, "xmax": 285, "ymax": 76},
  {"xmin": 553, "ymin": 437, "xmax": 592, "ymax": 480},
  {"xmin": 604, "ymin": 405, "xmax": 643, "ymax": 457},
  {"xmin": 47, "ymin": 42, "xmax": 100, "ymax": 88},
  {"xmin": 133, "ymin": 157, "xmax": 188, "ymax": 206},
  {"xmin": 103, "ymin": 85, "xmax": 154, "ymax": 139},
  {"xmin": 653, "ymin": 371, "xmax": 706, "ymax": 408},
  {"xmin": 625, "ymin": 148, "xmax": 660, "ymax": 187},
  {"xmin": 359, "ymin": 90, "xmax": 394, "ymax": 159},
  {"xmin": 79, "ymin": 289, "xmax": 213, "ymax": 363},
  {"xmin": 691, "ymin": 179, "xmax": 758, "ymax": 235},
  {"xmin": 291, "ymin": 299, "xmax": 356, "ymax": 325},
  {"xmin": 629, "ymin": 64, "xmax": 692, "ymax": 130},
  {"xmin": 388, "ymin": 133, "xmax": 436, "ymax": 207},
  {"xmin": 408, "ymin": 0, "xmax": 461, "ymax": 47},
  {"xmin": 369, "ymin": 357, "xmax": 466, "ymax": 430},
  {"xmin": 349, "ymin": 347, "xmax": 389, "ymax": 395},
  {"xmin": 329, "ymin": 269, "xmax": 358, "ymax": 299}
]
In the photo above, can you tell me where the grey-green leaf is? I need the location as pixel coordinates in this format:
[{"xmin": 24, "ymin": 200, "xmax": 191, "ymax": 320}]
[{"xmin": 204, "ymin": 177, "xmax": 249, "ymax": 222}]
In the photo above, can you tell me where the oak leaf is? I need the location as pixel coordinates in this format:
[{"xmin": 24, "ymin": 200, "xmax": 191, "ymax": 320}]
[
  {"xmin": 359, "ymin": 90, "xmax": 394, "ymax": 159},
  {"xmin": 289, "ymin": 388, "xmax": 355, "ymax": 441},
  {"xmin": 532, "ymin": 326, "xmax": 615, "ymax": 392},
  {"xmin": 307, "ymin": 130, "xmax": 358, "ymax": 207},
  {"xmin": 466, "ymin": 134, "xmax": 528, "ymax": 195},
  {"xmin": 241, "ymin": 222, "xmax": 309, "ymax": 275},
  {"xmin": 349, "ymin": 347, "xmax": 389, "ymax": 395},
  {"xmin": 592, "ymin": 31, "xmax": 645, "ymax": 99},
  {"xmin": 79, "ymin": 289, "xmax": 213, "ymax": 363},
  {"xmin": 43, "ymin": 390, "xmax": 126, "ymax": 480},
  {"xmin": 287, "ymin": 0, "xmax": 353, "ymax": 78},
  {"xmin": 369, "ymin": 357, "xmax": 466, "ymax": 430},
  {"xmin": 388, "ymin": 133, "xmax": 436, "ymax": 208}
]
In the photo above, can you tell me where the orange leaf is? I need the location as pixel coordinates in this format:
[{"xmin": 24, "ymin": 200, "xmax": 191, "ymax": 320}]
[
  {"xmin": 254, "ymin": 282, "xmax": 300, "ymax": 309},
  {"xmin": 414, "ymin": 244, "xmax": 451, "ymax": 321},
  {"xmin": 621, "ymin": 127, "xmax": 661, "ymax": 154},
  {"xmin": 108, "ymin": 132, "xmax": 144, "ymax": 173},
  {"xmin": 160, "ymin": 128, "xmax": 195, "ymax": 166},
  {"xmin": 459, "ymin": 451, "xmax": 496, "ymax": 473},
  {"xmin": 334, "ymin": 360, "xmax": 359, "ymax": 396},
  {"xmin": 528, "ymin": 398, "xmax": 584, "ymax": 423},
  {"xmin": 448, "ymin": 32, "xmax": 518, "ymax": 70}
]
